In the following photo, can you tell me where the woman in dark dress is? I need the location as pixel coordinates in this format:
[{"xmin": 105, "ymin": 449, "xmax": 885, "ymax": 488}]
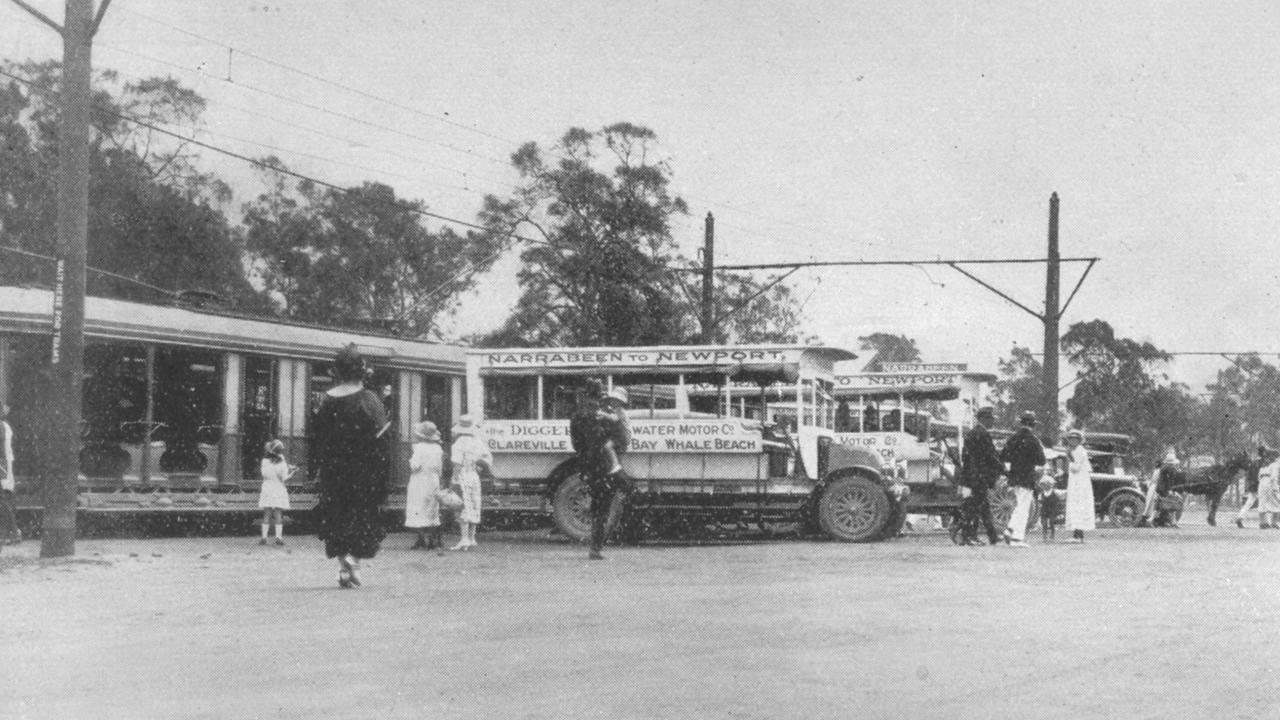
[{"xmin": 308, "ymin": 345, "xmax": 390, "ymax": 588}]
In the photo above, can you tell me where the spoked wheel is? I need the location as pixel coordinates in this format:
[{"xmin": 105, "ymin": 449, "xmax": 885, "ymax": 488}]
[
  {"xmin": 1105, "ymin": 490, "xmax": 1145, "ymax": 527},
  {"xmin": 818, "ymin": 476, "xmax": 890, "ymax": 542},
  {"xmin": 990, "ymin": 485, "xmax": 1039, "ymax": 535},
  {"xmin": 551, "ymin": 473, "xmax": 593, "ymax": 542}
]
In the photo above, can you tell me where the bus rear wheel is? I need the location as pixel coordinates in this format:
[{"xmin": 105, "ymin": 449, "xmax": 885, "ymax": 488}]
[{"xmin": 818, "ymin": 476, "xmax": 890, "ymax": 542}]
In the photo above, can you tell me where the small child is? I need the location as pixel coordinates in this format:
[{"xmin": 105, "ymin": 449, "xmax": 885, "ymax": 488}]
[
  {"xmin": 596, "ymin": 387, "xmax": 630, "ymax": 476},
  {"xmin": 258, "ymin": 439, "xmax": 294, "ymax": 546},
  {"xmin": 1036, "ymin": 475, "xmax": 1062, "ymax": 542}
]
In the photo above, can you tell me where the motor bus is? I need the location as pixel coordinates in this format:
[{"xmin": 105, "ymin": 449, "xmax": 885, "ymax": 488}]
[
  {"xmin": 830, "ymin": 363, "xmax": 1021, "ymax": 536},
  {"xmin": 467, "ymin": 344, "xmax": 907, "ymax": 542},
  {"xmin": 0, "ymin": 285, "xmax": 464, "ymax": 517}
]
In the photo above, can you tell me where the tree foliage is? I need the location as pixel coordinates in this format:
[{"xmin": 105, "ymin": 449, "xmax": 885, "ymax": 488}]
[
  {"xmin": 857, "ymin": 333, "xmax": 921, "ymax": 369},
  {"xmin": 1062, "ymin": 319, "xmax": 1172, "ymax": 428},
  {"xmin": 241, "ymin": 165, "xmax": 504, "ymax": 336},
  {"xmin": 0, "ymin": 61, "xmax": 251, "ymax": 304},
  {"xmin": 477, "ymin": 123, "xmax": 800, "ymax": 347},
  {"xmin": 990, "ymin": 344, "xmax": 1045, "ymax": 430}
]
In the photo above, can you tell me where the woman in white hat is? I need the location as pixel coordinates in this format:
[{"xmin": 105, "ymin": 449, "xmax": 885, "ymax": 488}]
[
  {"xmin": 1257, "ymin": 448, "xmax": 1280, "ymax": 529},
  {"xmin": 405, "ymin": 421, "xmax": 444, "ymax": 550},
  {"xmin": 1062, "ymin": 429, "xmax": 1094, "ymax": 543},
  {"xmin": 449, "ymin": 414, "xmax": 492, "ymax": 550}
]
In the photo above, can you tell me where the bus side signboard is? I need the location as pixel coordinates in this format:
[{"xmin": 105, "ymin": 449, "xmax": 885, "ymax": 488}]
[{"xmin": 482, "ymin": 419, "xmax": 763, "ymax": 454}]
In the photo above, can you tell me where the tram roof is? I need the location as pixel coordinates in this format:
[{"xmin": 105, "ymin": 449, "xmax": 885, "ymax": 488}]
[
  {"xmin": 468, "ymin": 344, "xmax": 856, "ymax": 384},
  {"xmin": 831, "ymin": 369, "xmax": 998, "ymax": 401},
  {"xmin": 0, "ymin": 286, "xmax": 465, "ymax": 373}
]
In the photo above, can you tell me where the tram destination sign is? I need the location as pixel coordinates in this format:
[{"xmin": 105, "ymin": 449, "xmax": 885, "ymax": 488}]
[
  {"xmin": 481, "ymin": 419, "xmax": 762, "ymax": 453},
  {"xmin": 877, "ymin": 362, "xmax": 967, "ymax": 373}
]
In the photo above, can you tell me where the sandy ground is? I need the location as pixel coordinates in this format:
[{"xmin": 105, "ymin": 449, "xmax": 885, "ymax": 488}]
[{"xmin": 2, "ymin": 515, "xmax": 1278, "ymax": 720}]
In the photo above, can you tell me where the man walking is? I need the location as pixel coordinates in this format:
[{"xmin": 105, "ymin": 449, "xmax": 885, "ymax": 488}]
[
  {"xmin": 958, "ymin": 406, "xmax": 1002, "ymax": 546},
  {"xmin": 998, "ymin": 410, "xmax": 1045, "ymax": 548},
  {"xmin": 569, "ymin": 381, "xmax": 631, "ymax": 561}
]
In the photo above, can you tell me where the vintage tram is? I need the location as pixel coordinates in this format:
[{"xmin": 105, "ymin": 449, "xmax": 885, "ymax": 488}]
[{"xmin": 0, "ymin": 285, "xmax": 464, "ymax": 515}]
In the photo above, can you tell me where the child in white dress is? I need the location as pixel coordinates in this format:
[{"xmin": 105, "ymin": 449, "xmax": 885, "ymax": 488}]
[
  {"xmin": 405, "ymin": 421, "xmax": 444, "ymax": 550},
  {"xmin": 258, "ymin": 439, "xmax": 294, "ymax": 546},
  {"xmin": 449, "ymin": 415, "xmax": 492, "ymax": 551}
]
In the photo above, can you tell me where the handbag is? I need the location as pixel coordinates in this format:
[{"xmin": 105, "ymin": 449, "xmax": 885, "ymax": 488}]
[{"xmin": 435, "ymin": 486, "xmax": 464, "ymax": 510}]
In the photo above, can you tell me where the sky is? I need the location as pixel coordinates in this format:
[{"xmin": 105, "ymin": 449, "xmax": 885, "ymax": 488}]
[{"xmin": 3, "ymin": 0, "xmax": 1279, "ymax": 391}]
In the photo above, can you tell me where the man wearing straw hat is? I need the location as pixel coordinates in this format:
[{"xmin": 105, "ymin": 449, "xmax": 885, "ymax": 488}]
[{"xmin": 998, "ymin": 410, "xmax": 1046, "ymax": 547}]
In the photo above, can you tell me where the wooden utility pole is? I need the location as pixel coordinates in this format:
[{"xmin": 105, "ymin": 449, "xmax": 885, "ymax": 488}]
[
  {"xmin": 10, "ymin": 0, "xmax": 112, "ymax": 557},
  {"xmin": 1042, "ymin": 192, "xmax": 1060, "ymax": 444},
  {"xmin": 700, "ymin": 212, "xmax": 715, "ymax": 342}
]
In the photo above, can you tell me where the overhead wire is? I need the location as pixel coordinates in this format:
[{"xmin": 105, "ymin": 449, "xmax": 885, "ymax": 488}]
[{"xmin": 112, "ymin": 4, "xmax": 522, "ymax": 148}]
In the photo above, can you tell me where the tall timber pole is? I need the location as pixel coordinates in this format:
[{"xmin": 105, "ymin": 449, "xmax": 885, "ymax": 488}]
[
  {"xmin": 701, "ymin": 212, "xmax": 715, "ymax": 343},
  {"xmin": 1042, "ymin": 192, "xmax": 1061, "ymax": 445},
  {"xmin": 9, "ymin": 0, "xmax": 113, "ymax": 556}
]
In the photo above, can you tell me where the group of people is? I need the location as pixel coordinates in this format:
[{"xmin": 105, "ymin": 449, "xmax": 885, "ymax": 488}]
[
  {"xmin": 1234, "ymin": 445, "xmax": 1280, "ymax": 529},
  {"xmin": 266, "ymin": 345, "xmax": 493, "ymax": 589},
  {"xmin": 957, "ymin": 407, "xmax": 1095, "ymax": 547}
]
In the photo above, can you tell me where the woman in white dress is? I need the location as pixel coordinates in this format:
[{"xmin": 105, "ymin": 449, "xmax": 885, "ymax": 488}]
[
  {"xmin": 449, "ymin": 415, "xmax": 492, "ymax": 551},
  {"xmin": 405, "ymin": 421, "xmax": 444, "ymax": 550},
  {"xmin": 1257, "ymin": 450, "xmax": 1280, "ymax": 529},
  {"xmin": 1063, "ymin": 429, "xmax": 1095, "ymax": 543}
]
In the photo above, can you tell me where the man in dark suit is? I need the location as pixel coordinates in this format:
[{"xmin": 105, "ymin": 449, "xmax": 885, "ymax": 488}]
[
  {"xmin": 958, "ymin": 406, "xmax": 1002, "ymax": 546},
  {"xmin": 998, "ymin": 410, "xmax": 1046, "ymax": 547},
  {"xmin": 569, "ymin": 381, "xmax": 631, "ymax": 561}
]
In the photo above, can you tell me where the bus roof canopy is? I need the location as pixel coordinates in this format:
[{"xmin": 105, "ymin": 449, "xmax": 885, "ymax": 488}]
[{"xmin": 468, "ymin": 345, "xmax": 856, "ymax": 384}]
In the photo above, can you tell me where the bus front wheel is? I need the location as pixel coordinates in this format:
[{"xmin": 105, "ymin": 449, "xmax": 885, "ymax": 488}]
[{"xmin": 817, "ymin": 476, "xmax": 890, "ymax": 542}]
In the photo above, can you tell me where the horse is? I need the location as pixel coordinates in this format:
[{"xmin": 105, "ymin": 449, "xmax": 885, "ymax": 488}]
[{"xmin": 1162, "ymin": 452, "xmax": 1252, "ymax": 526}]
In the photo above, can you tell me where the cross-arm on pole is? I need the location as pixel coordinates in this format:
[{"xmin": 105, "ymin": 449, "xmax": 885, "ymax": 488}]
[
  {"xmin": 946, "ymin": 263, "xmax": 1044, "ymax": 320},
  {"xmin": 9, "ymin": 0, "xmax": 63, "ymax": 33}
]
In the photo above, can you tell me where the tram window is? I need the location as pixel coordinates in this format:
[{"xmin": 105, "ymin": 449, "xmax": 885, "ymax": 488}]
[
  {"xmin": 4, "ymin": 336, "xmax": 55, "ymax": 479},
  {"xmin": 82, "ymin": 344, "xmax": 148, "ymax": 444},
  {"xmin": 421, "ymin": 374, "xmax": 451, "ymax": 443},
  {"xmin": 484, "ymin": 376, "xmax": 535, "ymax": 420},
  {"xmin": 309, "ymin": 362, "xmax": 334, "ymax": 417},
  {"xmin": 242, "ymin": 356, "xmax": 277, "ymax": 480},
  {"xmin": 153, "ymin": 348, "xmax": 222, "ymax": 474}
]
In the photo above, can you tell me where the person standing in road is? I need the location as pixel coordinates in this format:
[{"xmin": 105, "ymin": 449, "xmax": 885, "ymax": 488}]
[
  {"xmin": 405, "ymin": 421, "xmax": 445, "ymax": 550},
  {"xmin": 449, "ymin": 415, "xmax": 492, "ymax": 551},
  {"xmin": 1139, "ymin": 449, "xmax": 1180, "ymax": 528},
  {"xmin": 257, "ymin": 439, "xmax": 293, "ymax": 546},
  {"xmin": 1236, "ymin": 446, "xmax": 1266, "ymax": 529},
  {"xmin": 958, "ymin": 406, "xmax": 1003, "ymax": 546},
  {"xmin": 570, "ymin": 380, "xmax": 631, "ymax": 561},
  {"xmin": 1256, "ymin": 448, "xmax": 1280, "ymax": 530},
  {"xmin": 308, "ymin": 345, "xmax": 391, "ymax": 588},
  {"xmin": 1063, "ymin": 429, "xmax": 1095, "ymax": 543},
  {"xmin": 0, "ymin": 401, "xmax": 20, "ymax": 546},
  {"xmin": 998, "ymin": 410, "xmax": 1046, "ymax": 548}
]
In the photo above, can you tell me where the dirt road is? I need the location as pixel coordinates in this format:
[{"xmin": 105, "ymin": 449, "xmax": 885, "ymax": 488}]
[{"xmin": 2, "ymin": 519, "xmax": 1277, "ymax": 720}]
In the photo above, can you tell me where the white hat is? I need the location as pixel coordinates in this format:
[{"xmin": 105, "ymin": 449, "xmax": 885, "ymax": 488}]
[
  {"xmin": 605, "ymin": 387, "xmax": 629, "ymax": 405},
  {"xmin": 451, "ymin": 414, "xmax": 477, "ymax": 436},
  {"xmin": 1162, "ymin": 448, "xmax": 1179, "ymax": 464}
]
